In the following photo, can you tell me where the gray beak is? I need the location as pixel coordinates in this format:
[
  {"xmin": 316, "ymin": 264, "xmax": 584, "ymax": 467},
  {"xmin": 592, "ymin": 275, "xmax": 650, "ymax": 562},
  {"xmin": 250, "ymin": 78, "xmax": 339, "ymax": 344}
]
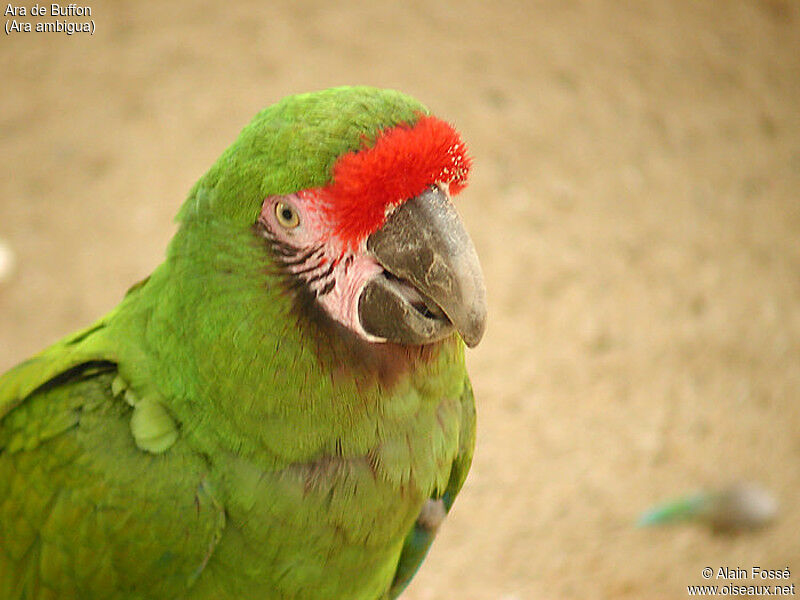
[{"xmin": 359, "ymin": 186, "xmax": 487, "ymax": 347}]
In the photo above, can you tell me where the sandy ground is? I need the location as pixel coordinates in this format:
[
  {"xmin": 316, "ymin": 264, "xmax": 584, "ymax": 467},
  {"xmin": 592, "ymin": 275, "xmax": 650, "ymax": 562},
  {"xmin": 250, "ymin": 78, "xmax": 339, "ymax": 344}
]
[{"xmin": 1, "ymin": 1, "xmax": 799, "ymax": 598}]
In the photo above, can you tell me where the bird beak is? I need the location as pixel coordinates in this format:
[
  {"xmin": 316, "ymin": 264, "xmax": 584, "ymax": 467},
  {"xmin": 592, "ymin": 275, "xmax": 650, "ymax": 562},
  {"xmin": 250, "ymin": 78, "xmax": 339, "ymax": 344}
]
[{"xmin": 359, "ymin": 186, "xmax": 487, "ymax": 347}]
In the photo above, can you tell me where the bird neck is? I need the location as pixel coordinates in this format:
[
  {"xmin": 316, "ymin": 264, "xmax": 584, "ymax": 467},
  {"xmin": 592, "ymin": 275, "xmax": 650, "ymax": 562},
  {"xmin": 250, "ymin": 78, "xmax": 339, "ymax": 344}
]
[{"xmin": 113, "ymin": 217, "xmax": 462, "ymax": 467}]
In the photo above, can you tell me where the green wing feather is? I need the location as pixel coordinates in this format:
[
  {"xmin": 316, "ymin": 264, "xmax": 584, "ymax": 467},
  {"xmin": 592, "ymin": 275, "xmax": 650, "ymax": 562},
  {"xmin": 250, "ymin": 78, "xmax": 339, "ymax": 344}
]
[
  {"xmin": 0, "ymin": 316, "xmax": 226, "ymax": 599},
  {"xmin": 0, "ymin": 315, "xmax": 114, "ymax": 423}
]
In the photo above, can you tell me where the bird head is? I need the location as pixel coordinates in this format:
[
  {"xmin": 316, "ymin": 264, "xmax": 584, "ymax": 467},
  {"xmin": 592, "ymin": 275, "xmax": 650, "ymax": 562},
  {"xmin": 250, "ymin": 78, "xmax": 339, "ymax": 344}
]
[{"xmin": 180, "ymin": 87, "xmax": 487, "ymax": 349}]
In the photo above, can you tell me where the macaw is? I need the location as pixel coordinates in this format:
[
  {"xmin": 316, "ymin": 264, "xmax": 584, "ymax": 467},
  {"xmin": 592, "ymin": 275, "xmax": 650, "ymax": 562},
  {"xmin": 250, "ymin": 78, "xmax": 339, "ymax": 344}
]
[{"xmin": 0, "ymin": 86, "xmax": 486, "ymax": 599}]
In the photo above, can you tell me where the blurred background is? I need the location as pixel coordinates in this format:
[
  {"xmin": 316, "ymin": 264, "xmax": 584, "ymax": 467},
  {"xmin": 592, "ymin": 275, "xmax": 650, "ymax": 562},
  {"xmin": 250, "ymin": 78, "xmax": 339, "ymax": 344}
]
[{"xmin": 1, "ymin": 1, "xmax": 798, "ymax": 598}]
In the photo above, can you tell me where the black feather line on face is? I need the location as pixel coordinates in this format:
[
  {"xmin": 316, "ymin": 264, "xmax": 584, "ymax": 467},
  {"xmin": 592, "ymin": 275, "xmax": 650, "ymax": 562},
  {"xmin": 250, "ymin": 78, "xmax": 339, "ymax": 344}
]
[
  {"xmin": 256, "ymin": 224, "xmax": 301, "ymax": 258},
  {"xmin": 281, "ymin": 245, "xmax": 324, "ymax": 267},
  {"xmin": 271, "ymin": 244, "xmax": 300, "ymax": 258},
  {"xmin": 319, "ymin": 279, "xmax": 336, "ymax": 296},
  {"xmin": 292, "ymin": 258, "xmax": 327, "ymax": 277},
  {"xmin": 253, "ymin": 216, "xmax": 336, "ymax": 300},
  {"xmin": 305, "ymin": 262, "xmax": 335, "ymax": 286},
  {"xmin": 254, "ymin": 218, "xmax": 331, "ymax": 293}
]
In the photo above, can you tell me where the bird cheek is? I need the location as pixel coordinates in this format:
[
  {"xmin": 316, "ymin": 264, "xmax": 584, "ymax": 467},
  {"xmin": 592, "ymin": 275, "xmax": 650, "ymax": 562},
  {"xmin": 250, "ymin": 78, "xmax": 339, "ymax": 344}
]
[{"xmin": 316, "ymin": 254, "xmax": 385, "ymax": 339}]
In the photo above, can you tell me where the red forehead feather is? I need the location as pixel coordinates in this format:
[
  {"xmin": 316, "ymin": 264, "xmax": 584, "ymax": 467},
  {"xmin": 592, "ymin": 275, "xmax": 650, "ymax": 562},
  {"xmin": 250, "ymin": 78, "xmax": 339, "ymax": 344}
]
[{"xmin": 315, "ymin": 115, "xmax": 471, "ymax": 247}]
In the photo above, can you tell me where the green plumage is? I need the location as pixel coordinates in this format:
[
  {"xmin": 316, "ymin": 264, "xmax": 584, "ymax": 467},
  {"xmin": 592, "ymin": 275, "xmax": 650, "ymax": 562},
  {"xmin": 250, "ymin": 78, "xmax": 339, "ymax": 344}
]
[{"xmin": 0, "ymin": 87, "xmax": 476, "ymax": 599}]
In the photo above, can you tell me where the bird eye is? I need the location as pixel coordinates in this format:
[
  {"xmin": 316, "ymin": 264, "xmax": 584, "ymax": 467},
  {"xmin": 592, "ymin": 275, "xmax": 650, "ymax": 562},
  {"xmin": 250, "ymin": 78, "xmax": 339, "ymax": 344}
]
[{"xmin": 275, "ymin": 201, "xmax": 300, "ymax": 229}]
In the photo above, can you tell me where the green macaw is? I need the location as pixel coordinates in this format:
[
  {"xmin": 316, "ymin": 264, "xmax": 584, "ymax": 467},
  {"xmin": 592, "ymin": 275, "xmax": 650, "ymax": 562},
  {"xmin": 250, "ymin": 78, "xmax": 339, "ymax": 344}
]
[{"xmin": 0, "ymin": 86, "xmax": 487, "ymax": 599}]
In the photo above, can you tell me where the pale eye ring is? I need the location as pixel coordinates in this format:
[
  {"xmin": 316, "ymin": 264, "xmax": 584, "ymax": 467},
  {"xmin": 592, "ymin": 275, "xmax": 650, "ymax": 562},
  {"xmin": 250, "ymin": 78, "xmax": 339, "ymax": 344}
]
[{"xmin": 275, "ymin": 201, "xmax": 300, "ymax": 229}]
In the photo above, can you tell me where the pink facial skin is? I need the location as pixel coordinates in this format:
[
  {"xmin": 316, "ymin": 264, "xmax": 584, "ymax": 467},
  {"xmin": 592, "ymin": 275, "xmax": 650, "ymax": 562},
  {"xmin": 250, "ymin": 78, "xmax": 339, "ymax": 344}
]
[{"xmin": 258, "ymin": 192, "xmax": 387, "ymax": 343}]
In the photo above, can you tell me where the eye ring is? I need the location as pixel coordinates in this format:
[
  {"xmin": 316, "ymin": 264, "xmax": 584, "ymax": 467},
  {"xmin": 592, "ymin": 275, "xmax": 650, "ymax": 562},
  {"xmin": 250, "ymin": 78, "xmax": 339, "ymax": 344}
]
[{"xmin": 275, "ymin": 201, "xmax": 300, "ymax": 229}]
